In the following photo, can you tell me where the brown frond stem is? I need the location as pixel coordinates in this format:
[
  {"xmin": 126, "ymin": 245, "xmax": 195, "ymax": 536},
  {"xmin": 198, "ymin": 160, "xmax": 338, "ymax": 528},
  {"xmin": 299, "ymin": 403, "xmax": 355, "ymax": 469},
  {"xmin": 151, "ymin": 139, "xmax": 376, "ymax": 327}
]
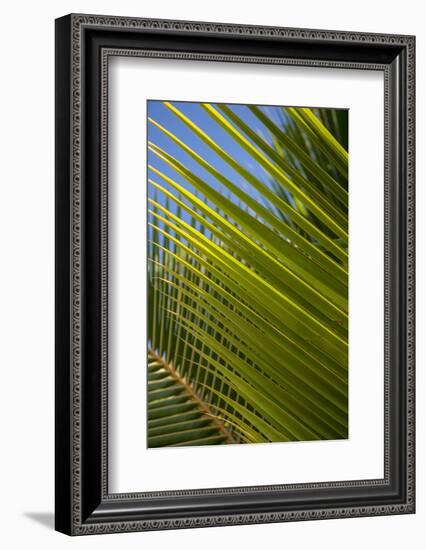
[{"xmin": 148, "ymin": 348, "xmax": 235, "ymax": 444}]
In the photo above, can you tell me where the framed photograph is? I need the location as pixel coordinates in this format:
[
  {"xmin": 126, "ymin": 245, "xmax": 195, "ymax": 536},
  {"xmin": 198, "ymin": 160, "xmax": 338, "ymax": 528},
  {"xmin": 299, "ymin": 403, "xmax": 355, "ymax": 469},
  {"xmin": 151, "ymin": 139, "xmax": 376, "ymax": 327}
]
[{"xmin": 55, "ymin": 13, "xmax": 415, "ymax": 535}]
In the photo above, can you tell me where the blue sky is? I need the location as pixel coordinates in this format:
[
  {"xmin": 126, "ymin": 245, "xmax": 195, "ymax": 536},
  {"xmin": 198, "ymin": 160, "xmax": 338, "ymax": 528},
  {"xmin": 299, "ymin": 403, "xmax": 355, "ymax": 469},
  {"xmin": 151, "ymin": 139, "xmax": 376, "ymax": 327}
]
[
  {"xmin": 146, "ymin": 100, "xmax": 294, "ymax": 250},
  {"xmin": 147, "ymin": 100, "xmax": 286, "ymax": 203}
]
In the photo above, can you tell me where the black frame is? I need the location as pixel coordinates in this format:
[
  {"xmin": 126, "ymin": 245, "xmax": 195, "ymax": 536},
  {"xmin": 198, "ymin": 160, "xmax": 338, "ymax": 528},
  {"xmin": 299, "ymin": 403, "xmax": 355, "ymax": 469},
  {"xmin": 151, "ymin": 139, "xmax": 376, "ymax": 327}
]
[{"xmin": 55, "ymin": 13, "xmax": 415, "ymax": 535}]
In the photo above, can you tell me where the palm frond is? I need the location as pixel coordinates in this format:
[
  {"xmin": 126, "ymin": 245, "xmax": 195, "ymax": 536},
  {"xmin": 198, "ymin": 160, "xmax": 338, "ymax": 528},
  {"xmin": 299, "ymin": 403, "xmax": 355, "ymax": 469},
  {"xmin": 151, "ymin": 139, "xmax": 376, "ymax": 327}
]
[{"xmin": 147, "ymin": 101, "xmax": 349, "ymax": 447}]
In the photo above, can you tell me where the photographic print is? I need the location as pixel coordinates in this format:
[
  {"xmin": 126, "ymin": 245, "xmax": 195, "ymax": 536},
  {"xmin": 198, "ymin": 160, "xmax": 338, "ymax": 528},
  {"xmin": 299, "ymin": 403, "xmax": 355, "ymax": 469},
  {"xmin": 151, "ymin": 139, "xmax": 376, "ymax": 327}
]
[
  {"xmin": 56, "ymin": 16, "xmax": 415, "ymax": 533},
  {"xmin": 147, "ymin": 101, "xmax": 349, "ymax": 448}
]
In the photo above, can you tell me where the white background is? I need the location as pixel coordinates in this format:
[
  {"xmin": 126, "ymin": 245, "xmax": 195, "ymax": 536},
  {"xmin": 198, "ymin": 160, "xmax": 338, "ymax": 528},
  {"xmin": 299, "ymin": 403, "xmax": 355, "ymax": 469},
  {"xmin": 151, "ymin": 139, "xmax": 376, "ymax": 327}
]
[
  {"xmin": 0, "ymin": 0, "xmax": 423, "ymax": 548},
  {"xmin": 110, "ymin": 58, "xmax": 384, "ymax": 492}
]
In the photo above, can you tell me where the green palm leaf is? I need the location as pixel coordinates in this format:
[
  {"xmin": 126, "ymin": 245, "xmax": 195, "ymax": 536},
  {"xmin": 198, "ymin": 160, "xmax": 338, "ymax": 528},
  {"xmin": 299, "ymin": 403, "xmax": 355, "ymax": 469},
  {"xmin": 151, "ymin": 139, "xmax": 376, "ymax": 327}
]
[
  {"xmin": 147, "ymin": 351, "xmax": 235, "ymax": 447},
  {"xmin": 147, "ymin": 101, "xmax": 349, "ymax": 447}
]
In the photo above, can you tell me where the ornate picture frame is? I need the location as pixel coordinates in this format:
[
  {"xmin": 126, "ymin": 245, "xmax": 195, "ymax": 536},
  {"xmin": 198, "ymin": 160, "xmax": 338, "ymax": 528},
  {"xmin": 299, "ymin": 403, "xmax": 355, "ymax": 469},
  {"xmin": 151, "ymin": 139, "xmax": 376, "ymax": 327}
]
[{"xmin": 55, "ymin": 13, "xmax": 415, "ymax": 535}]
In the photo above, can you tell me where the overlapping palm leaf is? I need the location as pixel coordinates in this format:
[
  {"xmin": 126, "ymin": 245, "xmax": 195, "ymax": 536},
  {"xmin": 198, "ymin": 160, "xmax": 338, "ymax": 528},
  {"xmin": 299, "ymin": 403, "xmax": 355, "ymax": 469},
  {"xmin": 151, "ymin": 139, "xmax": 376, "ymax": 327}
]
[{"xmin": 147, "ymin": 101, "xmax": 348, "ymax": 447}]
